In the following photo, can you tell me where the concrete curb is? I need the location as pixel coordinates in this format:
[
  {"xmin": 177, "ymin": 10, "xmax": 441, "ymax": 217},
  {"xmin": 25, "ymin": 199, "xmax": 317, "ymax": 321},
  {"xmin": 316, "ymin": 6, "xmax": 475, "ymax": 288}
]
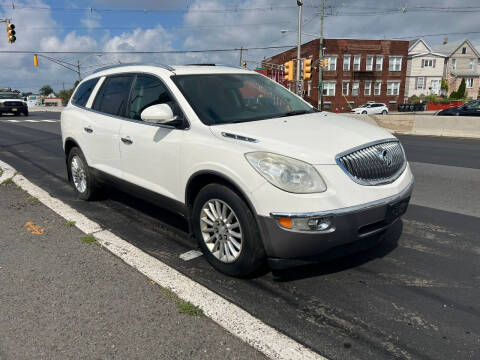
[
  {"xmin": 343, "ymin": 114, "xmax": 480, "ymax": 139},
  {"xmin": 0, "ymin": 159, "xmax": 327, "ymax": 360}
]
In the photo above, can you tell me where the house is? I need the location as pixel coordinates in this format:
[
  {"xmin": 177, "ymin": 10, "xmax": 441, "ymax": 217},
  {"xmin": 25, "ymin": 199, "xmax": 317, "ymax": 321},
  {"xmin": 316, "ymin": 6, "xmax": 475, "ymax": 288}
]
[
  {"xmin": 432, "ymin": 39, "xmax": 480, "ymax": 99},
  {"xmin": 405, "ymin": 39, "xmax": 446, "ymax": 99},
  {"xmin": 263, "ymin": 38, "xmax": 409, "ymax": 112}
]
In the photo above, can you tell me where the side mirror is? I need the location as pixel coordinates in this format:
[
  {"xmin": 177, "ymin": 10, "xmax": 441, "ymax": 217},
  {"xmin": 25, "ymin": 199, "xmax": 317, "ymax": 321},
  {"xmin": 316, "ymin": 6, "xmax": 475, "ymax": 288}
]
[{"xmin": 140, "ymin": 103, "xmax": 177, "ymax": 124}]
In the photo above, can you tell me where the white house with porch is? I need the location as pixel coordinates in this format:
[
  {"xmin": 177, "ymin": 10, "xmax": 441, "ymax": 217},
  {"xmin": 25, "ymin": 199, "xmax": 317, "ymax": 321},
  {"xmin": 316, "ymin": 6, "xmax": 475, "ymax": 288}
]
[{"xmin": 405, "ymin": 39, "xmax": 446, "ymax": 99}]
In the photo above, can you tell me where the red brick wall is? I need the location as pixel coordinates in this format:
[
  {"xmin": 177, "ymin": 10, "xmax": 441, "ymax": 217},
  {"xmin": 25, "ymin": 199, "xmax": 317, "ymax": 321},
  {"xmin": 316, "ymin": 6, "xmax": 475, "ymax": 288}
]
[{"xmin": 264, "ymin": 38, "xmax": 409, "ymax": 112}]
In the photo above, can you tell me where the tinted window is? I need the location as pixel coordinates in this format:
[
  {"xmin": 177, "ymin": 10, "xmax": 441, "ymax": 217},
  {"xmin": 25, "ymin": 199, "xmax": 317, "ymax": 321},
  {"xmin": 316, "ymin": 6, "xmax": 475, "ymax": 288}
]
[
  {"xmin": 128, "ymin": 75, "xmax": 180, "ymax": 120},
  {"xmin": 71, "ymin": 78, "xmax": 99, "ymax": 107},
  {"xmin": 93, "ymin": 76, "xmax": 133, "ymax": 116}
]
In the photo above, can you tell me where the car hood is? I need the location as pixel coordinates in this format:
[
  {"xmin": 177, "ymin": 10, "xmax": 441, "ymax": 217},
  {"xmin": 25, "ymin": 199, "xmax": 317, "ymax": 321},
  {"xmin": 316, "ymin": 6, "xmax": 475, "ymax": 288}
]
[
  {"xmin": 209, "ymin": 112, "xmax": 395, "ymax": 164},
  {"xmin": 0, "ymin": 98, "xmax": 24, "ymax": 102}
]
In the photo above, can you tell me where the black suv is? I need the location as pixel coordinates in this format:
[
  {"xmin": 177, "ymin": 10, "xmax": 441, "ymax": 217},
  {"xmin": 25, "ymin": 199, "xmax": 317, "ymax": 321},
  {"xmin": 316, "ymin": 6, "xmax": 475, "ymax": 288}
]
[{"xmin": 437, "ymin": 100, "xmax": 480, "ymax": 116}]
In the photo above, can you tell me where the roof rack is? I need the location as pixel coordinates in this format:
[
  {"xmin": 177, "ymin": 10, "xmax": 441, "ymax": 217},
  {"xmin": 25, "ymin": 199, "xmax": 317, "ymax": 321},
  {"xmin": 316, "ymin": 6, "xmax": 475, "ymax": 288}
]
[
  {"xmin": 183, "ymin": 63, "xmax": 243, "ymax": 69},
  {"xmin": 92, "ymin": 62, "xmax": 174, "ymax": 74}
]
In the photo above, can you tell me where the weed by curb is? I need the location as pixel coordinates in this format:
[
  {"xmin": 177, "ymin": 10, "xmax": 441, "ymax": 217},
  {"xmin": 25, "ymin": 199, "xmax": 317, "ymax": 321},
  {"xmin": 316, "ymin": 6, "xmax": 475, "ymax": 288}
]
[
  {"xmin": 65, "ymin": 220, "xmax": 76, "ymax": 227},
  {"xmin": 81, "ymin": 234, "xmax": 97, "ymax": 245},
  {"xmin": 178, "ymin": 300, "xmax": 204, "ymax": 316}
]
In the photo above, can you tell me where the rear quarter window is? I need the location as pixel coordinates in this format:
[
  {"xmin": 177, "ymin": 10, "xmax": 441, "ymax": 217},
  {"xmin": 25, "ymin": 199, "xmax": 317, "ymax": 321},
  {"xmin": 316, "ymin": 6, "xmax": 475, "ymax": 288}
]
[{"xmin": 71, "ymin": 78, "xmax": 99, "ymax": 107}]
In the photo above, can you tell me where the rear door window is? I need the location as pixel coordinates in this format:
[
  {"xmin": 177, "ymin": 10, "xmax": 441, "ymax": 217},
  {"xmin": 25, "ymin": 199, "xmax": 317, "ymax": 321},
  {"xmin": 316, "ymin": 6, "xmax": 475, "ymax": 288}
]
[
  {"xmin": 71, "ymin": 78, "xmax": 99, "ymax": 107},
  {"xmin": 93, "ymin": 75, "xmax": 134, "ymax": 117}
]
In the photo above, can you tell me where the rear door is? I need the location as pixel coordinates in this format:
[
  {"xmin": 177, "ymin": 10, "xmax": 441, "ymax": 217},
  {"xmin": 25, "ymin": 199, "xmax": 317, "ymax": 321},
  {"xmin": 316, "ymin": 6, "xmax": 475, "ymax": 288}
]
[
  {"xmin": 119, "ymin": 74, "xmax": 187, "ymax": 202},
  {"xmin": 84, "ymin": 74, "xmax": 134, "ymax": 178}
]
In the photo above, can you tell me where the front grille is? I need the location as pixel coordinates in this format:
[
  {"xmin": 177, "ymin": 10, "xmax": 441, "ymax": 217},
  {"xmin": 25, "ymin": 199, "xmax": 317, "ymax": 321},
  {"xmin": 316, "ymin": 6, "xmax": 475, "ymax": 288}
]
[
  {"xmin": 336, "ymin": 140, "xmax": 406, "ymax": 185},
  {"xmin": 3, "ymin": 101, "xmax": 23, "ymax": 106}
]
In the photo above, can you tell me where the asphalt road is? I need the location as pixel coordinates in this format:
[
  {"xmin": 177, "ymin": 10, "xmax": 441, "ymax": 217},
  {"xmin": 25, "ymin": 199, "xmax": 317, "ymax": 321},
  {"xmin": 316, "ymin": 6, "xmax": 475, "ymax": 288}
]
[{"xmin": 1, "ymin": 112, "xmax": 479, "ymax": 360}]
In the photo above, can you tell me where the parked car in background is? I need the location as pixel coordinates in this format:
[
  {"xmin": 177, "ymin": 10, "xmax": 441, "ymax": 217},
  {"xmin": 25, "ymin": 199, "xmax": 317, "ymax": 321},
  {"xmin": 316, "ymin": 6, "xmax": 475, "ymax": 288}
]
[
  {"xmin": 0, "ymin": 91, "xmax": 28, "ymax": 116},
  {"xmin": 436, "ymin": 100, "xmax": 480, "ymax": 116},
  {"xmin": 351, "ymin": 103, "xmax": 389, "ymax": 115},
  {"xmin": 61, "ymin": 64, "xmax": 413, "ymax": 277}
]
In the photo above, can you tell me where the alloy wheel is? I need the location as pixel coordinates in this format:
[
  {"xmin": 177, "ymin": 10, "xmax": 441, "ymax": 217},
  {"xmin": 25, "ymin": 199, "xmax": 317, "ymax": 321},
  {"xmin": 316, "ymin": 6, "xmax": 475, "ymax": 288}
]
[
  {"xmin": 71, "ymin": 155, "xmax": 87, "ymax": 193},
  {"xmin": 199, "ymin": 199, "xmax": 243, "ymax": 263}
]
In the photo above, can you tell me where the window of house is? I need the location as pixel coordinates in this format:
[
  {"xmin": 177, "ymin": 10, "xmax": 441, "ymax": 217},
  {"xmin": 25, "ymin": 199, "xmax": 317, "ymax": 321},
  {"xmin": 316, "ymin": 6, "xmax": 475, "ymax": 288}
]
[
  {"xmin": 322, "ymin": 82, "xmax": 336, "ymax": 96},
  {"xmin": 374, "ymin": 81, "xmax": 382, "ymax": 95},
  {"xmin": 417, "ymin": 77, "xmax": 425, "ymax": 89},
  {"xmin": 389, "ymin": 56, "xmax": 402, "ymax": 71},
  {"xmin": 342, "ymin": 81, "xmax": 349, "ymax": 96},
  {"xmin": 353, "ymin": 55, "xmax": 361, "ymax": 71},
  {"xmin": 326, "ymin": 56, "xmax": 337, "ymax": 71},
  {"xmin": 387, "ymin": 81, "xmax": 401, "ymax": 95},
  {"xmin": 376, "ymin": 56, "xmax": 383, "ymax": 71},
  {"xmin": 343, "ymin": 55, "xmax": 351, "ymax": 71},
  {"xmin": 466, "ymin": 78, "xmax": 474, "ymax": 88},
  {"xmin": 470, "ymin": 59, "xmax": 475, "ymax": 70},
  {"xmin": 307, "ymin": 81, "xmax": 312, "ymax": 97},
  {"xmin": 452, "ymin": 59, "xmax": 456, "ymax": 70},
  {"xmin": 364, "ymin": 81, "xmax": 372, "ymax": 96},
  {"xmin": 462, "ymin": 47, "xmax": 466, "ymax": 54},
  {"xmin": 352, "ymin": 81, "xmax": 360, "ymax": 96},
  {"xmin": 366, "ymin": 56, "xmax": 373, "ymax": 71},
  {"xmin": 93, "ymin": 75, "xmax": 134, "ymax": 116},
  {"xmin": 422, "ymin": 59, "xmax": 435, "ymax": 67}
]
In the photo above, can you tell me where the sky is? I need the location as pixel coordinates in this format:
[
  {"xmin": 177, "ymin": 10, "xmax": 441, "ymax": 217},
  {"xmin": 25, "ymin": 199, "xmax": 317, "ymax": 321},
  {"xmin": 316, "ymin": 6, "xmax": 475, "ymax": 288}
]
[{"xmin": 0, "ymin": 0, "xmax": 479, "ymax": 93}]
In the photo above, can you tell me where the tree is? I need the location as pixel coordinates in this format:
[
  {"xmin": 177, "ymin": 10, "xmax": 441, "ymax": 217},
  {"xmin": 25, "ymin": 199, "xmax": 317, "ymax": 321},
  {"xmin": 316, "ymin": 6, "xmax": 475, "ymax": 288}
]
[
  {"xmin": 21, "ymin": 92, "xmax": 32, "ymax": 97},
  {"xmin": 456, "ymin": 78, "xmax": 466, "ymax": 99},
  {"xmin": 39, "ymin": 85, "xmax": 54, "ymax": 96},
  {"xmin": 58, "ymin": 88, "xmax": 74, "ymax": 105},
  {"xmin": 440, "ymin": 78, "xmax": 449, "ymax": 96}
]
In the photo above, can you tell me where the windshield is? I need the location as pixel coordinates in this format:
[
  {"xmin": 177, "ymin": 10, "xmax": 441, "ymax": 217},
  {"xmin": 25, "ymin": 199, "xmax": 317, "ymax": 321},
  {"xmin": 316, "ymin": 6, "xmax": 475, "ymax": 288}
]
[
  {"xmin": 171, "ymin": 73, "xmax": 317, "ymax": 125},
  {"xmin": 0, "ymin": 93, "xmax": 22, "ymax": 99},
  {"xmin": 359, "ymin": 104, "xmax": 369, "ymax": 108}
]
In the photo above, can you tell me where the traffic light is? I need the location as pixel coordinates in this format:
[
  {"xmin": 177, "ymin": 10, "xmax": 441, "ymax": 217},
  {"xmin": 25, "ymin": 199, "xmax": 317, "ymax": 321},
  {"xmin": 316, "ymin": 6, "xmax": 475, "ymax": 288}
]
[
  {"xmin": 324, "ymin": 58, "xmax": 329, "ymax": 68},
  {"xmin": 303, "ymin": 58, "xmax": 312, "ymax": 79},
  {"xmin": 6, "ymin": 23, "xmax": 16, "ymax": 44},
  {"xmin": 284, "ymin": 60, "xmax": 294, "ymax": 81},
  {"xmin": 33, "ymin": 55, "xmax": 39, "ymax": 67}
]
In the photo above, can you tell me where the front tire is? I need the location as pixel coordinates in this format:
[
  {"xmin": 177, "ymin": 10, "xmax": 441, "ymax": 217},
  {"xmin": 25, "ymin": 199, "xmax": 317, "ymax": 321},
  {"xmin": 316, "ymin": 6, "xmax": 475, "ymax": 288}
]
[
  {"xmin": 382, "ymin": 110, "xmax": 387, "ymax": 115},
  {"xmin": 362, "ymin": 110, "xmax": 367, "ymax": 114},
  {"xmin": 192, "ymin": 183, "xmax": 265, "ymax": 277},
  {"xmin": 67, "ymin": 147, "xmax": 98, "ymax": 200}
]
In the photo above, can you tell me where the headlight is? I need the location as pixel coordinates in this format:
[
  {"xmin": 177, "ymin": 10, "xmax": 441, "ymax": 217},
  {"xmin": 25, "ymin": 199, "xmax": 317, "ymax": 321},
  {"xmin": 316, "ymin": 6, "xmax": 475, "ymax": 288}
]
[{"xmin": 245, "ymin": 152, "xmax": 327, "ymax": 193}]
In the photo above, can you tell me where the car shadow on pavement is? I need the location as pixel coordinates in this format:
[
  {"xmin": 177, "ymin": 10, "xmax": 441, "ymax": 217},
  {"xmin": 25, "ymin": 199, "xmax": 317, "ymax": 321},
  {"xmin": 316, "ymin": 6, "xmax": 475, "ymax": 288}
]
[{"xmin": 271, "ymin": 220, "xmax": 403, "ymax": 282}]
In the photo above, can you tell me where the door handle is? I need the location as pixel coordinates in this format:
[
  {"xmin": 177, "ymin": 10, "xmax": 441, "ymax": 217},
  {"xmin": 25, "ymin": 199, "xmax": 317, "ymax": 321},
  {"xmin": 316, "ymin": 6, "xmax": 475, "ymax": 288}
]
[
  {"xmin": 121, "ymin": 137, "xmax": 133, "ymax": 145},
  {"xmin": 84, "ymin": 126, "xmax": 93, "ymax": 133}
]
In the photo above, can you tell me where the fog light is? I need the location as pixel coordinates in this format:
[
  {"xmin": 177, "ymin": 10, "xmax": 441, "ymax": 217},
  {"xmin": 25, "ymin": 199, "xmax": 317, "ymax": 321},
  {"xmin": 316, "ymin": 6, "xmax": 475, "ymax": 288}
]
[{"xmin": 276, "ymin": 216, "xmax": 333, "ymax": 232}]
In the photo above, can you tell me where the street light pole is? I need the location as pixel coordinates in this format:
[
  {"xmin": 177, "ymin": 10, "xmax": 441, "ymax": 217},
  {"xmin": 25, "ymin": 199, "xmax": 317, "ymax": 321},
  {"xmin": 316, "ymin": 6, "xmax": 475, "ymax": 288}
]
[
  {"xmin": 296, "ymin": 0, "xmax": 303, "ymax": 95},
  {"xmin": 318, "ymin": 0, "xmax": 325, "ymax": 110}
]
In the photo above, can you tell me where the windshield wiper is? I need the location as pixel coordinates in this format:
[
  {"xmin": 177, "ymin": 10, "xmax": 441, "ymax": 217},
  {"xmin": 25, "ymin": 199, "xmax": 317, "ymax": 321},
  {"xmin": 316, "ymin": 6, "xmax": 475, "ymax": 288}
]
[{"xmin": 280, "ymin": 109, "xmax": 316, "ymax": 117}]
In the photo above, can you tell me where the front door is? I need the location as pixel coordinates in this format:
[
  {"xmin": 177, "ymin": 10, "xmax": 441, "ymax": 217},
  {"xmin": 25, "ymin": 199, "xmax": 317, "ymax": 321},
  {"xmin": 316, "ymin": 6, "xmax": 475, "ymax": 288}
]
[{"xmin": 119, "ymin": 74, "xmax": 186, "ymax": 202}]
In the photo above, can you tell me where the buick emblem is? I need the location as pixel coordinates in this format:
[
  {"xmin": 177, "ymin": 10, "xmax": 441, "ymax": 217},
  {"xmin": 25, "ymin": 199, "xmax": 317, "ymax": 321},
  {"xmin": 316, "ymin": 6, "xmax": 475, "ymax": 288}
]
[{"xmin": 376, "ymin": 147, "xmax": 393, "ymax": 167}]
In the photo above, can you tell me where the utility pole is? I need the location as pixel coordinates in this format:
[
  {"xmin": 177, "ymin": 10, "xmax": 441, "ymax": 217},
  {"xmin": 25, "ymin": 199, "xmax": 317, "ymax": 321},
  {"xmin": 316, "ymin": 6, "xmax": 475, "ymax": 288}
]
[
  {"xmin": 77, "ymin": 59, "xmax": 81, "ymax": 81},
  {"xmin": 296, "ymin": 0, "xmax": 303, "ymax": 95},
  {"xmin": 318, "ymin": 0, "xmax": 325, "ymax": 110},
  {"xmin": 239, "ymin": 46, "xmax": 243, "ymax": 67}
]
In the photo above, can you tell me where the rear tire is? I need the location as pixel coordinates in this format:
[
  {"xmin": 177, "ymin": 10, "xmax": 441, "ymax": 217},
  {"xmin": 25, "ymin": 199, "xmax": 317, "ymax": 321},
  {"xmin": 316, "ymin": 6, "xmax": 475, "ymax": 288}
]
[
  {"xmin": 67, "ymin": 147, "xmax": 99, "ymax": 200},
  {"xmin": 362, "ymin": 110, "xmax": 367, "ymax": 114},
  {"xmin": 192, "ymin": 183, "xmax": 265, "ymax": 277},
  {"xmin": 23, "ymin": 110, "xmax": 29, "ymax": 116},
  {"xmin": 382, "ymin": 110, "xmax": 387, "ymax": 115}
]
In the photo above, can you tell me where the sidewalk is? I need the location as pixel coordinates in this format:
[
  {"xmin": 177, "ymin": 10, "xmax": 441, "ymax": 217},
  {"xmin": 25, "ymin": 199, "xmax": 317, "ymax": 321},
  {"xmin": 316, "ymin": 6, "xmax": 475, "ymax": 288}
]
[{"xmin": 0, "ymin": 182, "xmax": 265, "ymax": 360}]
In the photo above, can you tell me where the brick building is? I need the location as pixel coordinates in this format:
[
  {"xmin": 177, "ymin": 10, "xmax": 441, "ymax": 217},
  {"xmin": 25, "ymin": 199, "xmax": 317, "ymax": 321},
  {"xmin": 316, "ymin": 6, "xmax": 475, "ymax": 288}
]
[{"xmin": 263, "ymin": 38, "xmax": 409, "ymax": 112}]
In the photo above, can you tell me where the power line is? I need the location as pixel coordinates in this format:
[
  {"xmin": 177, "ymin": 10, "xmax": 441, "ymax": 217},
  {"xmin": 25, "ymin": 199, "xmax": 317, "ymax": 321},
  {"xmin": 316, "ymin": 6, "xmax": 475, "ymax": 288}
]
[{"xmin": 0, "ymin": 45, "xmax": 297, "ymax": 55}]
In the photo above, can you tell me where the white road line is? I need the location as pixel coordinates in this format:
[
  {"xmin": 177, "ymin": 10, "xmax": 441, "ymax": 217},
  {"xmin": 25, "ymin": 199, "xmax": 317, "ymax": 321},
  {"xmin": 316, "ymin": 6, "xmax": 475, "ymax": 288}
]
[
  {"xmin": 179, "ymin": 249, "xmax": 203, "ymax": 261},
  {"xmin": 25, "ymin": 119, "xmax": 40, "ymax": 122},
  {"xmin": 0, "ymin": 158, "xmax": 326, "ymax": 360},
  {"xmin": 42, "ymin": 120, "xmax": 58, "ymax": 122},
  {"xmin": 5, "ymin": 119, "xmax": 20, "ymax": 122}
]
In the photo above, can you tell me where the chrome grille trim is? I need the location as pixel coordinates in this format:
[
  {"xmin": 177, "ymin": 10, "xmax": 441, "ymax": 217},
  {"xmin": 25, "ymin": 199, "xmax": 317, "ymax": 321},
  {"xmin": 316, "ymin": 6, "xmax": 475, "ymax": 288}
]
[{"xmin": 336, "ymin": 139, "xmax": 407, "ymax": 186}]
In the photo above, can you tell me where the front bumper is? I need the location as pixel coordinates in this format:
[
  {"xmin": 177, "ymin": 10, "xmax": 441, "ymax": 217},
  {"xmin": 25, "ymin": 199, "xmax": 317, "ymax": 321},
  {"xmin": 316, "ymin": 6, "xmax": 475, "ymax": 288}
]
[
  {"xmin": 0, "ymin": 105, "xmax": 28, "ymax": 113},
  {"xmin": 257, "ymin": 178, "xmax": 413, "ymax": 268}
]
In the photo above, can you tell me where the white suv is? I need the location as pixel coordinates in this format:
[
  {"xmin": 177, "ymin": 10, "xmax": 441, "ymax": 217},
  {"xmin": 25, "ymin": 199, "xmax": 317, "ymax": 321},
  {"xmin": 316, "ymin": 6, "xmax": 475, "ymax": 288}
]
[
  {"xmin": 351, "ymin": 103, "xmax": 389, "ymax": 115},
  {"xmin": 61, "ymin": 64, "xmax": 413, "ymax": 276}
]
